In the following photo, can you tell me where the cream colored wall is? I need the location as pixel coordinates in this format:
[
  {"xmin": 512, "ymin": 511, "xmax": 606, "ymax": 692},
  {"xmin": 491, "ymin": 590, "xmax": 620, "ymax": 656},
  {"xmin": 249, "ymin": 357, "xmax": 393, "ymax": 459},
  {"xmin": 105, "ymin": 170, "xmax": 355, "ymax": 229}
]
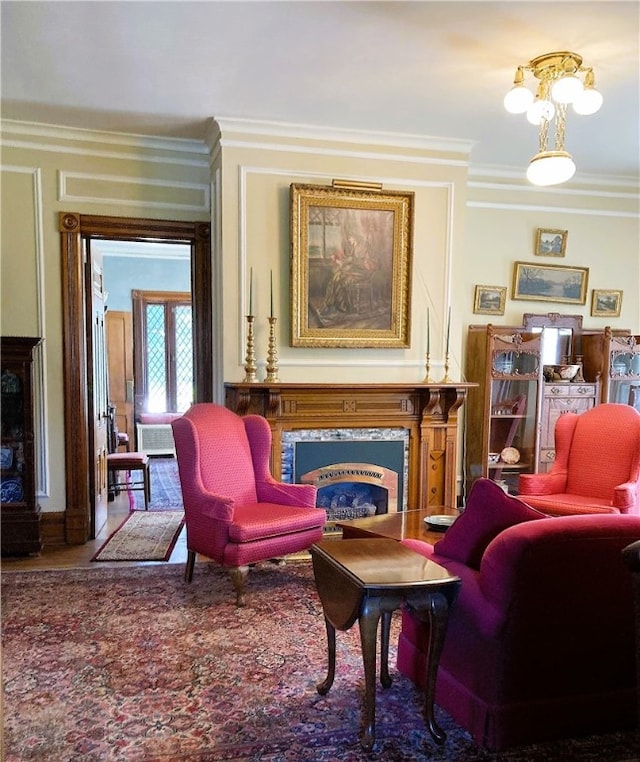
[
  {"xmin": 2, "ymin": 118, "xmax": 638, "ymax": 516},
  {"xmin": 463, "ymin": 170, "xmax": 640, "ymax": 359},
  {"xmin": 209, "ymin": 118, "xmax": 472, "ymax": 392},
  {"xmin": 0, "ymin": 121, "xmax": 211, "ymax": 513}
]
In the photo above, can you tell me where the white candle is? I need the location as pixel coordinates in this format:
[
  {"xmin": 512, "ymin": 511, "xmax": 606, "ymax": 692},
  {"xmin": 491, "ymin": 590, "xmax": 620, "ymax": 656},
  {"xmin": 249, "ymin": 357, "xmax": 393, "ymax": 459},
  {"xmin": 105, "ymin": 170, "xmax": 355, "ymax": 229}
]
[
  {"xmin": 270, "ymin": 270, "xmax": 274, "ymax": 318},
  {"xmin": 445, "ymin": 306, "xmax": 451, "ymax": 354}
]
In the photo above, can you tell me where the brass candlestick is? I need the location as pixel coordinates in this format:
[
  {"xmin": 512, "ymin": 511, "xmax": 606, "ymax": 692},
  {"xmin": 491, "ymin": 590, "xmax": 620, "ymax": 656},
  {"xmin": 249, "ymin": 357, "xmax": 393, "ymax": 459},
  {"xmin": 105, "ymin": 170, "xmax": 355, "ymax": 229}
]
[
  {"xmin": 440, "ymin": 352, "xmax": 454, "ymax": 384},
  {"xmin": 422, "ymin": 352, "xmax": 435, "ymax": 383},
  {"xmin": 243, "ymin": 315, "xmax": 258, "ymax": 383},
  {"xmin": 264, "ymin": 316, "xmax": 280, "ymax": 382}
]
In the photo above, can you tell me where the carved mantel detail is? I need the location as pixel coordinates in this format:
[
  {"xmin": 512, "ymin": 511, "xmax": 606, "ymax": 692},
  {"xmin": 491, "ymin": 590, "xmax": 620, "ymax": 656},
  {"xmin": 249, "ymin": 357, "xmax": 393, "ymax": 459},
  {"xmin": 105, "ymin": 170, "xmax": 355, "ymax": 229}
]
[{"xmin": 224, "ymin": 382, "xmax": 475, "ymax": 511}]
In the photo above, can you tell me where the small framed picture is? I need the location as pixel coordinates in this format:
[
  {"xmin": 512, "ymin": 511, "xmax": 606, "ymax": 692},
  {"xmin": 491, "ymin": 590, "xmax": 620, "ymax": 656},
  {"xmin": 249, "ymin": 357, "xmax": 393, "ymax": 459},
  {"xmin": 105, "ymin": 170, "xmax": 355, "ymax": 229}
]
[
  {"xmin": 591, "ymin": 289, "xmax": 623, "ymax": 317},
  {"xmin": 473, "ymin": 285, "xmax": 506, "ymax": 315},
  {"xmin": 535, "ymin": 228, "xmax": 567, "ymax": 257}
]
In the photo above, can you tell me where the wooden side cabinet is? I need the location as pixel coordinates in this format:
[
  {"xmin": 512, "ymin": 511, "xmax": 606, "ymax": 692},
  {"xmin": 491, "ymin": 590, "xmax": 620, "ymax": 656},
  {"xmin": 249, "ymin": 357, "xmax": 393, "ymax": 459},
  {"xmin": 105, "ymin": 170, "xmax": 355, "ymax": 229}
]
[
  {"xmin": 538, "ymin": 382, "xmax": 599, "ymax": 472},
  {"xmin": 1, "ymin": 336, "xmax": 43, "ymax": 556}
]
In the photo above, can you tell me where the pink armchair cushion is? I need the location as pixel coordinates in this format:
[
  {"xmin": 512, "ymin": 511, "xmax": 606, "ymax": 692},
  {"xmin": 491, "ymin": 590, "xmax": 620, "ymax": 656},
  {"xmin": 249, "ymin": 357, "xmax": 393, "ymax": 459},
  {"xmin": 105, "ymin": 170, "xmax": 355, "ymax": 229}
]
[
  {"xmin": 519, "ymin": 403, "xmax": 640, "ymax": 516},
  {"xmin": 435, "ymin": 478, "xmax": 546, "ymax": 569},
  {"xmin": 229, "ymin": 502, "xmax": 327, "ymax": 543}
]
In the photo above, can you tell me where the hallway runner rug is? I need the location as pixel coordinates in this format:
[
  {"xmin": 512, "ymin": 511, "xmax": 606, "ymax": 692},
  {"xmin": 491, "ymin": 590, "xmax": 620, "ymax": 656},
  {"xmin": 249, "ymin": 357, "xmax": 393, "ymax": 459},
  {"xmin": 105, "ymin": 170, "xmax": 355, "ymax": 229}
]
[
  {"xmin": 2, "ymin": 562, "xmax": 638, "ymax": 762},
  {"xmin": 128, "ymin": 455, "xmax": 184, "ymax": 511},
  {"xmin": 91, "ymin": 510, "xmax": 184, "ymax": 562}
]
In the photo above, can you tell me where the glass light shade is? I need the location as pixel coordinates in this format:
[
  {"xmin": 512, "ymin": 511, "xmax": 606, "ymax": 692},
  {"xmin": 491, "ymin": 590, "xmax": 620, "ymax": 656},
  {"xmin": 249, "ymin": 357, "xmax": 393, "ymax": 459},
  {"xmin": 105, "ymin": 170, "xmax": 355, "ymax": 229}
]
[
  {"xmin": 504, "ymin": 85, "xmax": 534, "ymax": 114},
  {"xmin": 572, "ymin": 86, "xmax": 603, "ymax": 115},
  {"xmin": 526, "ymin": 151, "xmax": 576, "ymax": 186},
  {"xmin": 551, "ymin": 74, "xmax": 584, "ymax": 104},
  {"xmin": 526, "ymin": 99, "xmax": 555, "ymax": 125}
]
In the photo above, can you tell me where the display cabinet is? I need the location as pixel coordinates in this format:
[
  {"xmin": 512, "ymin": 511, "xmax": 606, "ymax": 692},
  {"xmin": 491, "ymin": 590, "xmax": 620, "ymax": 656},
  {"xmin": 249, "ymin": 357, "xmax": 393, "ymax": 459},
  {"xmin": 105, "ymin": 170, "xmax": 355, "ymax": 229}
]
[
  {"xmin": 1, "ymin": 336, "xmax": 43, "ymax": 555},
  {"xmin": 538, "ymin": 380, "xmax": 599, "ymax": 472},
  {"xmin": 583, "ymin": 327, "xmax": 640, "ymax": 408},
  {"xmin": 466, "ymin": 326, "xmax": 541, "ymax": 495}
]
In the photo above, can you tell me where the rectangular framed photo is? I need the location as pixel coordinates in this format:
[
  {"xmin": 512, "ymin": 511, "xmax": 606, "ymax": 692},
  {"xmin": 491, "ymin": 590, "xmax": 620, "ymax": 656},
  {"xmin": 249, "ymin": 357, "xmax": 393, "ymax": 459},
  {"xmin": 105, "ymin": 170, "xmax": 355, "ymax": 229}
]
[
  {"xmin": 290, "ymin": 182, "xmax": 414, "ymax": 348},
  {"xmin": 591, "ymin": 289, "xmax": 623, "ymax": 317},
  {"xmin": 473, "ymin": 285, "xmax": 506, "ymax": 315},
  {"xmin": 512, "ymin": 261, "xmax": 589, "ymax": 305},
  {"xmin": 535, "ymin": 228, "xmax": 567, "ymax": 257}
]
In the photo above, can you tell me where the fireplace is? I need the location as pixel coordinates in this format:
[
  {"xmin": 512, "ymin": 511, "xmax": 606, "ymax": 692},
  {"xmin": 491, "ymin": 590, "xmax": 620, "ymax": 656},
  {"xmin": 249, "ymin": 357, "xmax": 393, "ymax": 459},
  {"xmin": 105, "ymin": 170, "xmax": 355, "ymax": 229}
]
[
  {"xmin": 281, "ymin": 427, "xmax": 408, "ymax": 532},
  {"xmin": 225, "ymin": 382, "xmax": 474, "ymax": 512}
]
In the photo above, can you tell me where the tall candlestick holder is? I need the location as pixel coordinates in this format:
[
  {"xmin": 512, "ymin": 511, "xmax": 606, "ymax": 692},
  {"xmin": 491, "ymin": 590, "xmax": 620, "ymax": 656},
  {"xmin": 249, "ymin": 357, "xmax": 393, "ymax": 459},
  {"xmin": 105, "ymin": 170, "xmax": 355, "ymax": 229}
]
[
  {"xmin": 439, "ymin": 352, "xmax": 454, "ymax": 384},
  {"xmin": 422, "ymin": 352, "xmax": 435, "ymax": 383},
  {"xmin": 243, "ymin": 315, "xmax": 258, "ymax": 383},
  {"xmin": 264, "ymin": 316, "xmax": 280, "ymax": 382}
]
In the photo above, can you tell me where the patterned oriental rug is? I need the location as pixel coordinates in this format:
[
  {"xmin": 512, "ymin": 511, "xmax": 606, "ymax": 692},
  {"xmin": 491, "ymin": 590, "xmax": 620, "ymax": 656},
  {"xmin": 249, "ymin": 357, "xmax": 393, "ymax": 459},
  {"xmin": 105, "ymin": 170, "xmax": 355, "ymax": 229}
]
[
  {"xmin": 91, "ymin": 510, "xmax": 185, "ymax": 562},
  {"xmin": 128, "ymin": 456, "xmax": 184, "ymax": 511},
  {"xmin": 2, "ymin": 563, "xmax": 638, "ymax": 762}
]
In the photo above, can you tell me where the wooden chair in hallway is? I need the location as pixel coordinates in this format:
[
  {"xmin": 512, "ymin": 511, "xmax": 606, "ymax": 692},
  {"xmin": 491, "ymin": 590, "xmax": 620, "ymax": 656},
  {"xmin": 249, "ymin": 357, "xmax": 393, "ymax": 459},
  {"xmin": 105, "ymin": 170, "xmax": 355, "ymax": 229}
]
[{"xmin": 106, "ymin": 451, "xmax": 151, "ymax": 510}]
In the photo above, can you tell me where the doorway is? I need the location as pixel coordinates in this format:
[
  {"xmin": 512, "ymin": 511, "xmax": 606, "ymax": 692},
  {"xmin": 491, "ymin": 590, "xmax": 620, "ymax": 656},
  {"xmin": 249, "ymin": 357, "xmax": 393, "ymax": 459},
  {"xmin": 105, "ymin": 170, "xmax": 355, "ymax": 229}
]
[{"xmin": 59, "ymin": 213, "xmax": 213, "ymax": 544}]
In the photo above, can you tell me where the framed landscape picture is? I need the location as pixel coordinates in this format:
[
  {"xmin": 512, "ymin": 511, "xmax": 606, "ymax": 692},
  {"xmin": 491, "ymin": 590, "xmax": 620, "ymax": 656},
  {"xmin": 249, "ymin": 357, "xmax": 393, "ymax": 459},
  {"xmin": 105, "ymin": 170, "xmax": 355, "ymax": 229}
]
[
  {"xmin": 512, "ymin": 262, "xmax": 589, "ymax": 305},
  {"xmin": 473, "ymin": 285, "xmax": 506, "ymax": 315},
  {"xmin": 535, "ymin": 228, "xmax": 567, "ymax": 257},
  {"xmin": 591, "ymin": 289, "xmax": 623, "ymax": 317},
  {"xmin": 290, "ymin": 182, "xmax": 414, "ymax": 348}
]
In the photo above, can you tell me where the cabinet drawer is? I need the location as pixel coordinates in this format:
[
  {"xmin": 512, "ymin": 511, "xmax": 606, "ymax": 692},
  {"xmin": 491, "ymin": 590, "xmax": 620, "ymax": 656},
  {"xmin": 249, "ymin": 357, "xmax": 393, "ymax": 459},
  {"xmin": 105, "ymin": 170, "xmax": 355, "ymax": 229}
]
[{"xmin": 544, "ymin": 384, "xmax": 597, "ymax": 398}]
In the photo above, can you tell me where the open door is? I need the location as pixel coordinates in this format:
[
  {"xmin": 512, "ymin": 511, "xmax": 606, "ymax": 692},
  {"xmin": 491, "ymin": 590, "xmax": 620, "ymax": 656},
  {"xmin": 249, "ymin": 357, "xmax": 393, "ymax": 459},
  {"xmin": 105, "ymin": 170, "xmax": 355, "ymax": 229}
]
[
  {"xmin": 59, "ymin": 213, "xmax": 212, "ymax": 545},
  {"xmin": 85, "ymin": 241, "xmax": 109, "ymax": 537}
]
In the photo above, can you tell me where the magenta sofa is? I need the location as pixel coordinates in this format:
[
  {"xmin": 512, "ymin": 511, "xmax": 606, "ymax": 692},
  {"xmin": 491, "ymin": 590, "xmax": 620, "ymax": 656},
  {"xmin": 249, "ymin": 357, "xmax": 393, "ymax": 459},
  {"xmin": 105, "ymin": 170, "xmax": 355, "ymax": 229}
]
[{"xmin": 396, "ymin": 478, "xmax": 640, "ymax": 750}]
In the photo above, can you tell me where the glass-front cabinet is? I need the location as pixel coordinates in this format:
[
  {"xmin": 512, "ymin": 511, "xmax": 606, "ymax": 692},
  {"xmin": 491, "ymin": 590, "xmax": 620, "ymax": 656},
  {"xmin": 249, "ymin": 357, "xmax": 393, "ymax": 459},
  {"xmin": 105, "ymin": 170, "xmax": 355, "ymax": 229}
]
[
  {"xmin": 466, "ymin": 326, "xmax": 541, "ymax": 495},
  {"xmin": 601, "ymin": 329, "xmax": 640, "ymax": 408},
  {"xmin": 1, "ymin": 336, "xmax": 42, "ymax": 555}
]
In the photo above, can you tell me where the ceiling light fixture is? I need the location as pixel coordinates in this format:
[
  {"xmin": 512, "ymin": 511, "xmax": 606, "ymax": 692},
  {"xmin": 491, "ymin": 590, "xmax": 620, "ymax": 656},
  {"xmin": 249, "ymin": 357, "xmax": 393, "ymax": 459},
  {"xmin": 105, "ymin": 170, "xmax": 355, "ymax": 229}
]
[{"xmin": 504, "ymin": 51, "xmax": 603, "ymax": 186}]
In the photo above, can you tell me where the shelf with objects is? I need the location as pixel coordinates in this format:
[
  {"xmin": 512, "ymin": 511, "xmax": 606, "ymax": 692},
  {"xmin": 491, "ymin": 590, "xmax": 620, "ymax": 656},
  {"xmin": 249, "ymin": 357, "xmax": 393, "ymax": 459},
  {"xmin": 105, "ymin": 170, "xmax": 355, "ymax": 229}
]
[
  {"xmin": 1, "ymin": 336, "xmax": 43, "ymax": 556},
  {"xmin": 465, "ymin": 314, "xmax": 601, "ymax": 492},
  {"xmin": 582, "ymin": 327, "xmax": 640, "ymax": 410},
  {"xmin": 466, "ymin": 325, "xmax": 541, "ymax": 495}
]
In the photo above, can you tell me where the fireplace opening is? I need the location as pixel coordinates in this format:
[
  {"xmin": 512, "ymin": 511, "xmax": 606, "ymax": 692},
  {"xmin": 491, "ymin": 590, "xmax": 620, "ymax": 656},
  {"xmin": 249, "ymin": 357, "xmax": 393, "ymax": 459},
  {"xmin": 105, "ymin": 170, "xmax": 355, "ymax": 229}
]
[
  {"xmin": 281, "ymin": 428, "xmax": 409, "ymax": 534},
  {"xmin": 300, "ymin": 462, "xmax": 398, "ymax": 529}
]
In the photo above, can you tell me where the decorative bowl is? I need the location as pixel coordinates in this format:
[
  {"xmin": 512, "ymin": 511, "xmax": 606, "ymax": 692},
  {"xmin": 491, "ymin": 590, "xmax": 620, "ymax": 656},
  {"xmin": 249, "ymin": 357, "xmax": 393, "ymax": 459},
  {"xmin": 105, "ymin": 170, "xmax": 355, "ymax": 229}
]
[
  {"xmin": 488, "ymin": 452, "xmax": 501, "ymax": 464},
  {"xmin": 424, "ymin": 514, "xmax": 457, "ymax": 532},
  {"xmin": 543, "ymin": 364, "xmax": 581, "ymax": 382}
]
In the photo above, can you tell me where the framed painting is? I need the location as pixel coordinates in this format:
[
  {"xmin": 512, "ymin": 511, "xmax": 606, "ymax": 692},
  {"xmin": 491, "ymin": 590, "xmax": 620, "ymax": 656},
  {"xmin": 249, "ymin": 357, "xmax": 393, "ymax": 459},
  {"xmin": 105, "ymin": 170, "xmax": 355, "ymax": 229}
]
[
  {"xmin": 473, "ymin": 285, "xmax": 506, "ymax": 315},
  {"xmin": 535, "ymin": 228, "xmax": 567, "ymax": 257},
  {"xmin": 512, "ymin": 262, "xmax": 589, "ymax": 305},
  {"xmin": 290, "ymin": 182, "xmax": 414, "ymax": 348},
  {"xmin": 591, "ymin": 289, "xmax": 622, "ymax": 317}
]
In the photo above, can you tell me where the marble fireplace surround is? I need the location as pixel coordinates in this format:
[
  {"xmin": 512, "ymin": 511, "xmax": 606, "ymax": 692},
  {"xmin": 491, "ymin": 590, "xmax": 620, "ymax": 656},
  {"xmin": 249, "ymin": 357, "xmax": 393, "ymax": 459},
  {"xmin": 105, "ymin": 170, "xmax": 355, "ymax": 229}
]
[{"xmin": 224, "ymin": 382, "xmax": 474, "ymax": 512}]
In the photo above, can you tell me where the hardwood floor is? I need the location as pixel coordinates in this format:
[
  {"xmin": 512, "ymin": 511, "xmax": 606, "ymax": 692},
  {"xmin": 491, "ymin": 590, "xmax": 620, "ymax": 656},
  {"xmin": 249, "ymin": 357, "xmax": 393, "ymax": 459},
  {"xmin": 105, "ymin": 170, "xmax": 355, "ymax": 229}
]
[{"xmin": 1, "ymin": 491, "xmax": 188, "ymax": 571}]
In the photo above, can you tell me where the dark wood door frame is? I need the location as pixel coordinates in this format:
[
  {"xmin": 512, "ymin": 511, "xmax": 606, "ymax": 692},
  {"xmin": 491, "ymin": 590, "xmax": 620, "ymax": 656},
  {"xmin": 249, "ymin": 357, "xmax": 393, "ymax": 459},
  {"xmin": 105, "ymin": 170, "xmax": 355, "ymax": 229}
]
[{"xmin": 59, "ymin": 213, "xmax": 212, "ymax": 544}]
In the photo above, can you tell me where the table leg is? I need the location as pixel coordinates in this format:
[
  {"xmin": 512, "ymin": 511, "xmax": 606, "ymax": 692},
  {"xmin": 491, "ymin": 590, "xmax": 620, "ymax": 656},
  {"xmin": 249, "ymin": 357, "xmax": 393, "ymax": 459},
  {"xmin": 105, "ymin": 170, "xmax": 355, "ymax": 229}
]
[
  {"xmin": 317, "ymin": 615, "xmax": 336, "ymax": 695},
  {"xmin": 418, "ymin": 592, "xmax": 450, "ymax": 745},
  {"xmin": 380, "ymin": 610, "xmax": 392, "ymax": 688},
  {"xmin": 358, "ymin": 597, "xmax": 382, "ymax": 752}
]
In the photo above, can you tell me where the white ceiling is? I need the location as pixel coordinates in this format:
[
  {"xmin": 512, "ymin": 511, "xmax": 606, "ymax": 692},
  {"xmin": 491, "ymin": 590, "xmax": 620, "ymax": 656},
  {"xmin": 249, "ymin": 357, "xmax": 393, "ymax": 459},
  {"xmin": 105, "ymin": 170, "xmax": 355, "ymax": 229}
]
[{"xmin": 2, "ymin": 1, "xmax": 639, "ymax": 181}]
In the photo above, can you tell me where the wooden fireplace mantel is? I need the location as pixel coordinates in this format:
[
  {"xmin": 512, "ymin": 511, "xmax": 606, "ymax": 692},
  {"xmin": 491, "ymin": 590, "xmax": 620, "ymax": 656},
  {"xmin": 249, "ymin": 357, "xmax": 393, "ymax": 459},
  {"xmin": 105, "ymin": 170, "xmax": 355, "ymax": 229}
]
[{"xmin": 224, "ymin": 382, "xmax": 476, "ymax": 511}]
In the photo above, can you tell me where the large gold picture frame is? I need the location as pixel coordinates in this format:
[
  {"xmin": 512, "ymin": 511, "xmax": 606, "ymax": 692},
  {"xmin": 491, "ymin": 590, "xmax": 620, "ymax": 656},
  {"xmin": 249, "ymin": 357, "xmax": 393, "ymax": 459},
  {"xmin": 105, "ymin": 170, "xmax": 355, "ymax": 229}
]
[{"xmin": 290, "ymin": 183, "xmax": 414, "ymax": 348}]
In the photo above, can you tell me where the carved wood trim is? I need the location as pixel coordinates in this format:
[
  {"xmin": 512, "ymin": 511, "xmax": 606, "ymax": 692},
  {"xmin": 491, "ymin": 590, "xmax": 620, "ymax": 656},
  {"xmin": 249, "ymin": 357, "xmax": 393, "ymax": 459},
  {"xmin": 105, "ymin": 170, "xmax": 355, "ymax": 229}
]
[{"xmin": 225, "ymin": 382, "xmax": 475, "ymax": 512}]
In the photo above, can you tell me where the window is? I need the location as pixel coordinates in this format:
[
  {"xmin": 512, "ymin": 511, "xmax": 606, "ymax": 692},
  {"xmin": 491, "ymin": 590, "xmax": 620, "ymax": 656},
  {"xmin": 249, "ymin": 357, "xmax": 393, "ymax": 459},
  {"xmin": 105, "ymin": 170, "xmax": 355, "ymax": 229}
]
[{"xmin": 133, "ymin": 291, "xmax": 192, "ymax": 413}]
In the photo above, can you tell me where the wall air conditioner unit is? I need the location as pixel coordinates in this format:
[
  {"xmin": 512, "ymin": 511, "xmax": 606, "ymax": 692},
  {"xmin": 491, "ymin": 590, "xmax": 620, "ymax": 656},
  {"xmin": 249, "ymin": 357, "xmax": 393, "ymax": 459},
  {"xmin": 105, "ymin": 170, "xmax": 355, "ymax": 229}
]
[{"xmin": 136, "ymin": 424, "xmax": 176, "ymax": 456}]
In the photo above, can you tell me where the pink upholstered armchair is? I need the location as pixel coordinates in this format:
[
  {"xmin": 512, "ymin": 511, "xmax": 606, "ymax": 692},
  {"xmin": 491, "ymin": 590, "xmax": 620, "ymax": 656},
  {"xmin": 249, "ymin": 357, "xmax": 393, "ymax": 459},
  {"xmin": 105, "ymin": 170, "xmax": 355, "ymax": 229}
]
[
  {"xmin": 172, "ymin": 404, "xmax": 326, "ymax": 605},
  {"xmin": 397, "ymin": 478, "xmax": 640, "ymax": 750},
  {"xmin": 519, "ymin": 403, "xmax": 640, "ymax": 516}
]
